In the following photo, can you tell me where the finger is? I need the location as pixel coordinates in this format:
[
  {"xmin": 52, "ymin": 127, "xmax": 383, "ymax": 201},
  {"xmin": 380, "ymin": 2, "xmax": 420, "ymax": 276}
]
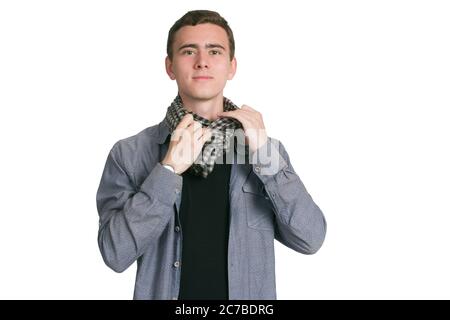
[
  {"xmin": 200, "ymin": 128, "xmax": 213, "ymax": 144},
  {"xmin": 177, "ymin": 114, "xmax": 194, "ymax": 129},
  {"xmin": 238, "ymin": 107, "xmax": 256, "ymax": 117},
  {"xmin": 190, "ymin": 120, "xmax": 202, "ymax": 132},
  {"xmin": 187, "ymin": 122, "xmax": 203, "ymax": 143},
  {"xmin": 193, "ymin": 125, "xmax": 206, "ymax": 141},
  {"xmin": 172, "ymin": 114, "xmax": 195, "ymax": 140}
]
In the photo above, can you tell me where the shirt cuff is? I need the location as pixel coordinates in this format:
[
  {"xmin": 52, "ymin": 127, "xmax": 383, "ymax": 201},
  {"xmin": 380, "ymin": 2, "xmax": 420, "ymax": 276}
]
[
  {"xmin": 250, "ymin": 137, "xmax": 288, "ymax": 183},
  {"xmin": 140, "ymin": 162, "xmax": 183, "ymax": 206}
]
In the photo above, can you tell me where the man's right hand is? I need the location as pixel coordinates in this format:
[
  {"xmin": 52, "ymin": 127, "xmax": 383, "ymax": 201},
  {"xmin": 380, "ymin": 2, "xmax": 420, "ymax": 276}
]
[{"xmin": 161, "ymin": 114, "xmax": 213, "ymax": 175}]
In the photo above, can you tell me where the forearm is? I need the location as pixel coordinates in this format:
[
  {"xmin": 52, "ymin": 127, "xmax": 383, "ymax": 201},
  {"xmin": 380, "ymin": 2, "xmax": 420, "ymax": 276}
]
[
  {"xmin": 97, "ymin": 158, "xmax": 182, "ymax": 272},
  {"xmin": 252, "ymin": 138, "xmax": 327, "ymax": 254}
]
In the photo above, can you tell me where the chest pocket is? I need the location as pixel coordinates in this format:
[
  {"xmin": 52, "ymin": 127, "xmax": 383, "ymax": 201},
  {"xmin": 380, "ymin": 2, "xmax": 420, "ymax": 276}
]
[{"xmin": 242, "ymin": 172, "xmax": 275, "ymax": 232}]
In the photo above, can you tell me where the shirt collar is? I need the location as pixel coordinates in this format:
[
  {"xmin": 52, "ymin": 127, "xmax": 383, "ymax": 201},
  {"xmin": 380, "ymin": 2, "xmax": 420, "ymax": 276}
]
[{"xmin": 157, "ymin": 118, "xmax": 171, "ymax": 145}]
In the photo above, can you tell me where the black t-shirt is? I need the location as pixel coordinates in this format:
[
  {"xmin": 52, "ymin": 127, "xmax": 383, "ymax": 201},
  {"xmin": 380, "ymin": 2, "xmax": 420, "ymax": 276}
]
[{"xmin": 177, "ymin": 155, "xmax": 231, "ymax": 300}]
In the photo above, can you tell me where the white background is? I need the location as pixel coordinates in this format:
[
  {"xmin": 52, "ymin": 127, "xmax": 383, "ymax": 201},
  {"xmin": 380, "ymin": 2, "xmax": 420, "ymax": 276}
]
[{"xmin": 1, "ymin": 0, "xmax": 449, "ymax": 299}]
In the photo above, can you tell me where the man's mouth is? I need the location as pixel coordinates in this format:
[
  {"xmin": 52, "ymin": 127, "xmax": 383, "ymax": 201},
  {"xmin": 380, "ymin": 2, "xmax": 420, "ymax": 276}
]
[{"xmin": 192, "ymin": 76, "xmax": 213, "ymax": 80}]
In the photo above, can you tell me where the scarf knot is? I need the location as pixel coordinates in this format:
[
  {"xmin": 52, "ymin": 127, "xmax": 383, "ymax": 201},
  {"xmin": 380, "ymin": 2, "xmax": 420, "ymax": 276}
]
[{"xmin": 164, "ymin": 95, "xmax": 245, "ymax": 178}]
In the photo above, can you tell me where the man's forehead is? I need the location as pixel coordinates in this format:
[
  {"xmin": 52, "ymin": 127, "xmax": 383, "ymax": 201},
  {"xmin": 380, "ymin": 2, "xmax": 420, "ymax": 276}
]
[{"xmin": 174, "ymin": 24, "xmax": 228, "ymax": 47}]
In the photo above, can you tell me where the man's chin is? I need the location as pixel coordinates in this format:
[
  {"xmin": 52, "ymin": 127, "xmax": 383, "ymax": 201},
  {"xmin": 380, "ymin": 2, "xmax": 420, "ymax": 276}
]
[{"xmin": 184, "ymin": 90, "xmax": 222, "ymax": 101}]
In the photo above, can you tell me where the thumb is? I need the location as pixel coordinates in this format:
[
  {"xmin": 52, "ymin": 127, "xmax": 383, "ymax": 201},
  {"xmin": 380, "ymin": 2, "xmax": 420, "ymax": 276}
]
[{"xmin": 201, "ymin": 128, "xmax": 213, "ymax": 143}]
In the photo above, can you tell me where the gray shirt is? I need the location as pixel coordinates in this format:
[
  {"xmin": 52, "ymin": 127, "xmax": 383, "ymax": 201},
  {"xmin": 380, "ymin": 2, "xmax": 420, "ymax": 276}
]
[{"xmin": 96, "ymin": 118, "xmax": 327, "ymax": 300}]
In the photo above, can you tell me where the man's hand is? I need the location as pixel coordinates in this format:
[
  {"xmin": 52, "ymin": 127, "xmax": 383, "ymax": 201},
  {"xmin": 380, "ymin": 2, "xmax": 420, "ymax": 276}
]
[
  {"xmin": 218, "ymin": 105, "xmax": 268, "ymax": 153},
  {"xmin": 161, "ymin": 114, "xmax": 212, "ymax": 175}
]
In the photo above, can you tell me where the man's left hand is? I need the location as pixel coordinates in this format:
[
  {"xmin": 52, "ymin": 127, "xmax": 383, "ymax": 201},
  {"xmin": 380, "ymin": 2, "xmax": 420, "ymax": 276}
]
[{"xmin": 218, "ymin": 105, "xmax": 268, "ymax": 153}]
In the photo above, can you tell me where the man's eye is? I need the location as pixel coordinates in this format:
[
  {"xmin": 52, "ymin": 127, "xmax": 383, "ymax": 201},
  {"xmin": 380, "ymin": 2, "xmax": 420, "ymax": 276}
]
[
  {"xmin": 210, "ymin": 50, "xmax": 222, "ymax": 55},
  {"xmin": 183, "ymin": 50, "xmax": 195, "ymax": 55}
]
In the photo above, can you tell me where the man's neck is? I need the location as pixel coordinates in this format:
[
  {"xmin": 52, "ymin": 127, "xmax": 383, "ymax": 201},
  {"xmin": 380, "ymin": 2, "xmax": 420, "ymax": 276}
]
[{"xmin": 179, "ymin": 92, "xmax": 223, "ymax": 121}]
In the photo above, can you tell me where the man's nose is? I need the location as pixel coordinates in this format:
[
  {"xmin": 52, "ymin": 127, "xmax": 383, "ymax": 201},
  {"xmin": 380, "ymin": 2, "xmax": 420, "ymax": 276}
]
[{"xmin": 194, "ymin": 51, "xmax": 209, "ymax": 69}]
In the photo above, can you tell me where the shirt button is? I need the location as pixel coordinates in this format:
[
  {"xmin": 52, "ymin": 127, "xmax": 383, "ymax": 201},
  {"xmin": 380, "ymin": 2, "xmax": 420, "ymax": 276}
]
[
  {"xmin": 175, "ymin": 226, "xmax": 180, "ymax": 232},
  {"xmin": 254, "ymin": 166, "xmax": 261, "ymax": 173},
  {"xmin": 173, "ymin": 261, "xmax": 180, "ymax": 268}
]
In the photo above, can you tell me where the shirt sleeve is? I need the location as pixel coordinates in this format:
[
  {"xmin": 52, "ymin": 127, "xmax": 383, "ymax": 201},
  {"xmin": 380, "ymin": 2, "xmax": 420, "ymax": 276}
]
[
  {"xmin": 251, "ymin": 137, "xmax": 327, "ymax": 254},
  {"xmin": 96, "ymin": 143, "xmax": 182, "ymax": 272}
]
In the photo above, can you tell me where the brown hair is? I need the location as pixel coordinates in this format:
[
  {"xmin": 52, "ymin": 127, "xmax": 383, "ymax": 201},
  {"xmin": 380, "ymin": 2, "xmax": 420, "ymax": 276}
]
[{"xmin": 167, "ymin": 10, "xmax": 235, "ymax": 61}]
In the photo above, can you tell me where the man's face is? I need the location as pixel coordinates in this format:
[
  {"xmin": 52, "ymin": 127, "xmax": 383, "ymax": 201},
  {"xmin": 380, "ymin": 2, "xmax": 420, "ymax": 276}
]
[{"xmin": 166, "ymin": 23, "xmax": 237, "ymax": 101}]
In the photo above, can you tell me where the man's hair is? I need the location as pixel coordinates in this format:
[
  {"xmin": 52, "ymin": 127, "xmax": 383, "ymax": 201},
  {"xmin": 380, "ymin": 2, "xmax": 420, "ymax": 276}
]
[{"xmin": 167, "ymin": 10, "xmax": 235, "ymax": 61}]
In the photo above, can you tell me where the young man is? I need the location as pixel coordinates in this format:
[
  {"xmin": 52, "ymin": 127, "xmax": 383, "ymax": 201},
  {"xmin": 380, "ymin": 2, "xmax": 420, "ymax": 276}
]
[{"xmin": 96, "ymin": 10, "xmax": 326, "ymax": 300}]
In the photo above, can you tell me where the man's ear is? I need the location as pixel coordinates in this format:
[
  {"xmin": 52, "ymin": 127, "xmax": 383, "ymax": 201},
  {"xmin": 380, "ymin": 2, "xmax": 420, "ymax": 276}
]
[
  {"xmin": 227, "ymin": 57, "xmax": 237, "ymax": 80},
  {"xmin": 165, "ymin": 56, "xmax": 176, "ymax": 80}
]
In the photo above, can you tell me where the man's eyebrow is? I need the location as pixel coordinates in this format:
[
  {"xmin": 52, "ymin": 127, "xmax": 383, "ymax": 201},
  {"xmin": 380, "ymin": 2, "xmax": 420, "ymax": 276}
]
[
  {"xmin": 177, "ymin": 43, "xmax": 226, "ymax": 51},
  {"xmin": 205, "ymin": 43, "xmax": 226, "ymax": 50},
  {"xmin": 178, "ymin": 43, "xmax": 199, "ymax": 51}
]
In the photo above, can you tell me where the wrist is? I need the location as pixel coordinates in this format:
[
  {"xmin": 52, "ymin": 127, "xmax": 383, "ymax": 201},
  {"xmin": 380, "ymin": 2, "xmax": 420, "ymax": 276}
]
[{"xmin": 161, "ymin": 161, "xmax": 179, "ymax": 175}]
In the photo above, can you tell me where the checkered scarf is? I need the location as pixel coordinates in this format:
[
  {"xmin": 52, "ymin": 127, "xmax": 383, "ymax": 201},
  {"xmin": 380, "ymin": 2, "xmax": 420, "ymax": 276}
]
[{"xmin": 164, "ymin": 94, "xmax": 243, "ymax": 178}]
